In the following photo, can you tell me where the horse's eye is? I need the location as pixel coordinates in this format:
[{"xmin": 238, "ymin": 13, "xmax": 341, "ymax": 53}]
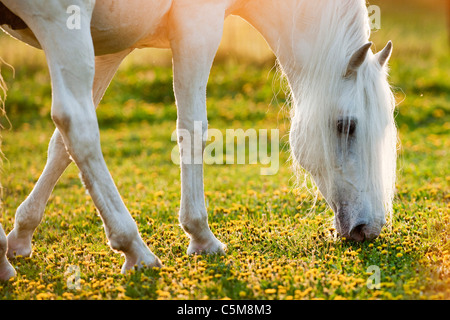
[{"xmin": 337, "ymin": 118, "xmax": 357, "ymax": 135}]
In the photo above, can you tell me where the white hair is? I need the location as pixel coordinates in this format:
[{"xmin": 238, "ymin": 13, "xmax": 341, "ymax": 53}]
[{"xmin": 286, "ymin": 0, "xmax": 397, "ymax": 220}]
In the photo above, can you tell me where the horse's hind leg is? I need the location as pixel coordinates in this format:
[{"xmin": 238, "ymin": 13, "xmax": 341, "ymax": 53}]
[
  {"xmin": 7, "ymin": 50, "xmax": 132, "ymax": 259},
  {"xmin": 170, "ymin": 1, "xmax": 226, "ymax": 255},
  {"xmin": 2, "ymin": 0, "xmax": 160, "ymax": 272},
  {"xmin": 6, "ymin": 131, "xmax": 71, "ymax": 258},
  {"xmin": 0, "ymin": 224, "xmax": 15, "ymax": 280}
]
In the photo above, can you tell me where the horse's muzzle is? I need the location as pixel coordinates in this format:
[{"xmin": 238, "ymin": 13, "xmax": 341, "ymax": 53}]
[{"xmin": 334, "ymin": 203, "xmax": 380, "ymax": 242}]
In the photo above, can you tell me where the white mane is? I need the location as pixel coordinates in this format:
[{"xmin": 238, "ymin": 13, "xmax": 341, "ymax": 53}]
[{"xmin": 286, "ymin": 0, "xmax": 397, "ymax": 220}]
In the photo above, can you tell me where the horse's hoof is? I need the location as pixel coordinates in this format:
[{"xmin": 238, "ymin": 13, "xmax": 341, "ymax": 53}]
[
  {"xmin": 6, "ymin": 230, "xmax": 32, "ymax": 258},
  {"xmin": 121, "ymin": 254, "xmax": 162, "ymax": 274},
  {"xmin": 120, "ymin": 241, "xmax": 163, "ymax": 274},
  {"xmin": 0, "ymin": 257, "xmax": 16, "ymax": 281},
  {"xmin": 187, "ymin": 236, "xmax": 226, "ymax": 256}
]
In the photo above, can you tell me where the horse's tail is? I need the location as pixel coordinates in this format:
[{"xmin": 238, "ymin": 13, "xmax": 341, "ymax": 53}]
[
  {"xmin": 0, "ymin": 58, "xmax": 12, "ymax": 171},
  {"xmin": 0, "ymin": 60, "xmax": 5, "ymax": 145},
  {"xmin": 0, "ymin": 59, "xmax": 6, "ymax": 199},
  {"xmin": 0, "ymin": 60, "xmax": 8, "ymax": 121}
]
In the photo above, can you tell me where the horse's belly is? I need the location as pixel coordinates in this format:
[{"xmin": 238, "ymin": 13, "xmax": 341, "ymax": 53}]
[
  {"xmin": 91, "ymin": 0, "xmax": 172, "ymax": 54},
  {"xmin": 1, "ymin": 0, "xmax": 173, "ymax": 55}
]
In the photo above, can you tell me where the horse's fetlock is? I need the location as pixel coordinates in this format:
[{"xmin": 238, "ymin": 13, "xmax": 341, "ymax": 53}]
[
  {"xmin": 108, "ymin": 224, "xmax": 139, "ymax": 253},
  {"xmin": 180, "ymin": 215, "xmax": 208, "ymax": 237},
  {"xmin": 16, "ymin": 199, "xmax": 44, "ymax": 225}
]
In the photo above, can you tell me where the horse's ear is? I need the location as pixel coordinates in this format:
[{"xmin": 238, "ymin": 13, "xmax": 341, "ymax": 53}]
[
  {"xmin": 344, "ymin": 42, "xmax": 372, "ymax": 78},
  {"xmin": 375, "ymin": 40, "xmax": 393, "ymax": 68}
]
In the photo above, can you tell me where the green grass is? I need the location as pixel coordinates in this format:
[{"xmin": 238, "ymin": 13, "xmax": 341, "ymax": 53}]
[{"xmin": 0, "ymin": 0, "xmax": 449, "ymax": 300}]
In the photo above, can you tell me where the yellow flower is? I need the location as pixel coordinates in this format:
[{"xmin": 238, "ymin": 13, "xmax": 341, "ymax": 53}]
[
  {"xmin": 330, "ymin": 280, "xmax": 340, "ymax": 287},
  {"xmin": 62, "ymin": 292, "xmax": 75, "ymax": 299},
  {"xmin": 36, "ymin": 293, "xmax": 52, "ymax": 300}
]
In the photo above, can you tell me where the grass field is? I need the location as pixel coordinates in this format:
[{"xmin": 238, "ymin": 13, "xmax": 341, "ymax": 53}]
[{"xmin": 0, "ymin": 0, "xmax": 449, "ymax": 300}]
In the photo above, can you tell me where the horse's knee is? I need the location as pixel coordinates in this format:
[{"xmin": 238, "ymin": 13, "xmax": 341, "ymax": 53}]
[
  {"xmin": 51, "ymin": 105, "xmax": 72, "ymax": 135},
  {"xmin": 51, "ymin": 94, "xmax": 95, "ymax": 129},
  {"xmin": 51, "ymin": 101, "xmax": 100, "ymax": 156}
]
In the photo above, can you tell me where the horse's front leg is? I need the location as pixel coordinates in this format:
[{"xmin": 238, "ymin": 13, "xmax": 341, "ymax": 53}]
[
  {"xmin": 0, "ymin": 224, "xmax": 15, "ymax": 280},
  {"xmin": 6, "ymin": 50, "xmax": 132, "ymax": 259},
  {"xmin": 170, "ymin": 1, "xmax": 226, "ymax": 255},
  {"xmin": 2, "ymin": 0, "xmax": 160, "ymax": 273}
]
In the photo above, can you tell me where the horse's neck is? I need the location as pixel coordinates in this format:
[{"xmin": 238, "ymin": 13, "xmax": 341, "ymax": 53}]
[
  {"xmin": 236, "ymin": 0, "xmax": 369, "ymax": 105},
  {"xmin": 235, "ymin": 0, "xmax": 317, "ymax": 95}
]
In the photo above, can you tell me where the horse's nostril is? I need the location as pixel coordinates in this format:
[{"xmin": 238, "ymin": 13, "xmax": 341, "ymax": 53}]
[{"xmin": 349, "ymin": 224, "xmax": 366, "ymax": 242}]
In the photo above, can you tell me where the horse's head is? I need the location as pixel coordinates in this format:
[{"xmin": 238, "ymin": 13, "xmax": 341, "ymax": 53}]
[{"xmin": 290, "ymin": 41, "xmax": 397, "ymax": 242}]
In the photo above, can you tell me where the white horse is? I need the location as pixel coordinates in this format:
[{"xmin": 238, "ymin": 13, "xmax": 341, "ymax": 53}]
[{"xmin": 0, "ymin": 0, "xmax": 396, "ymax": 281}]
